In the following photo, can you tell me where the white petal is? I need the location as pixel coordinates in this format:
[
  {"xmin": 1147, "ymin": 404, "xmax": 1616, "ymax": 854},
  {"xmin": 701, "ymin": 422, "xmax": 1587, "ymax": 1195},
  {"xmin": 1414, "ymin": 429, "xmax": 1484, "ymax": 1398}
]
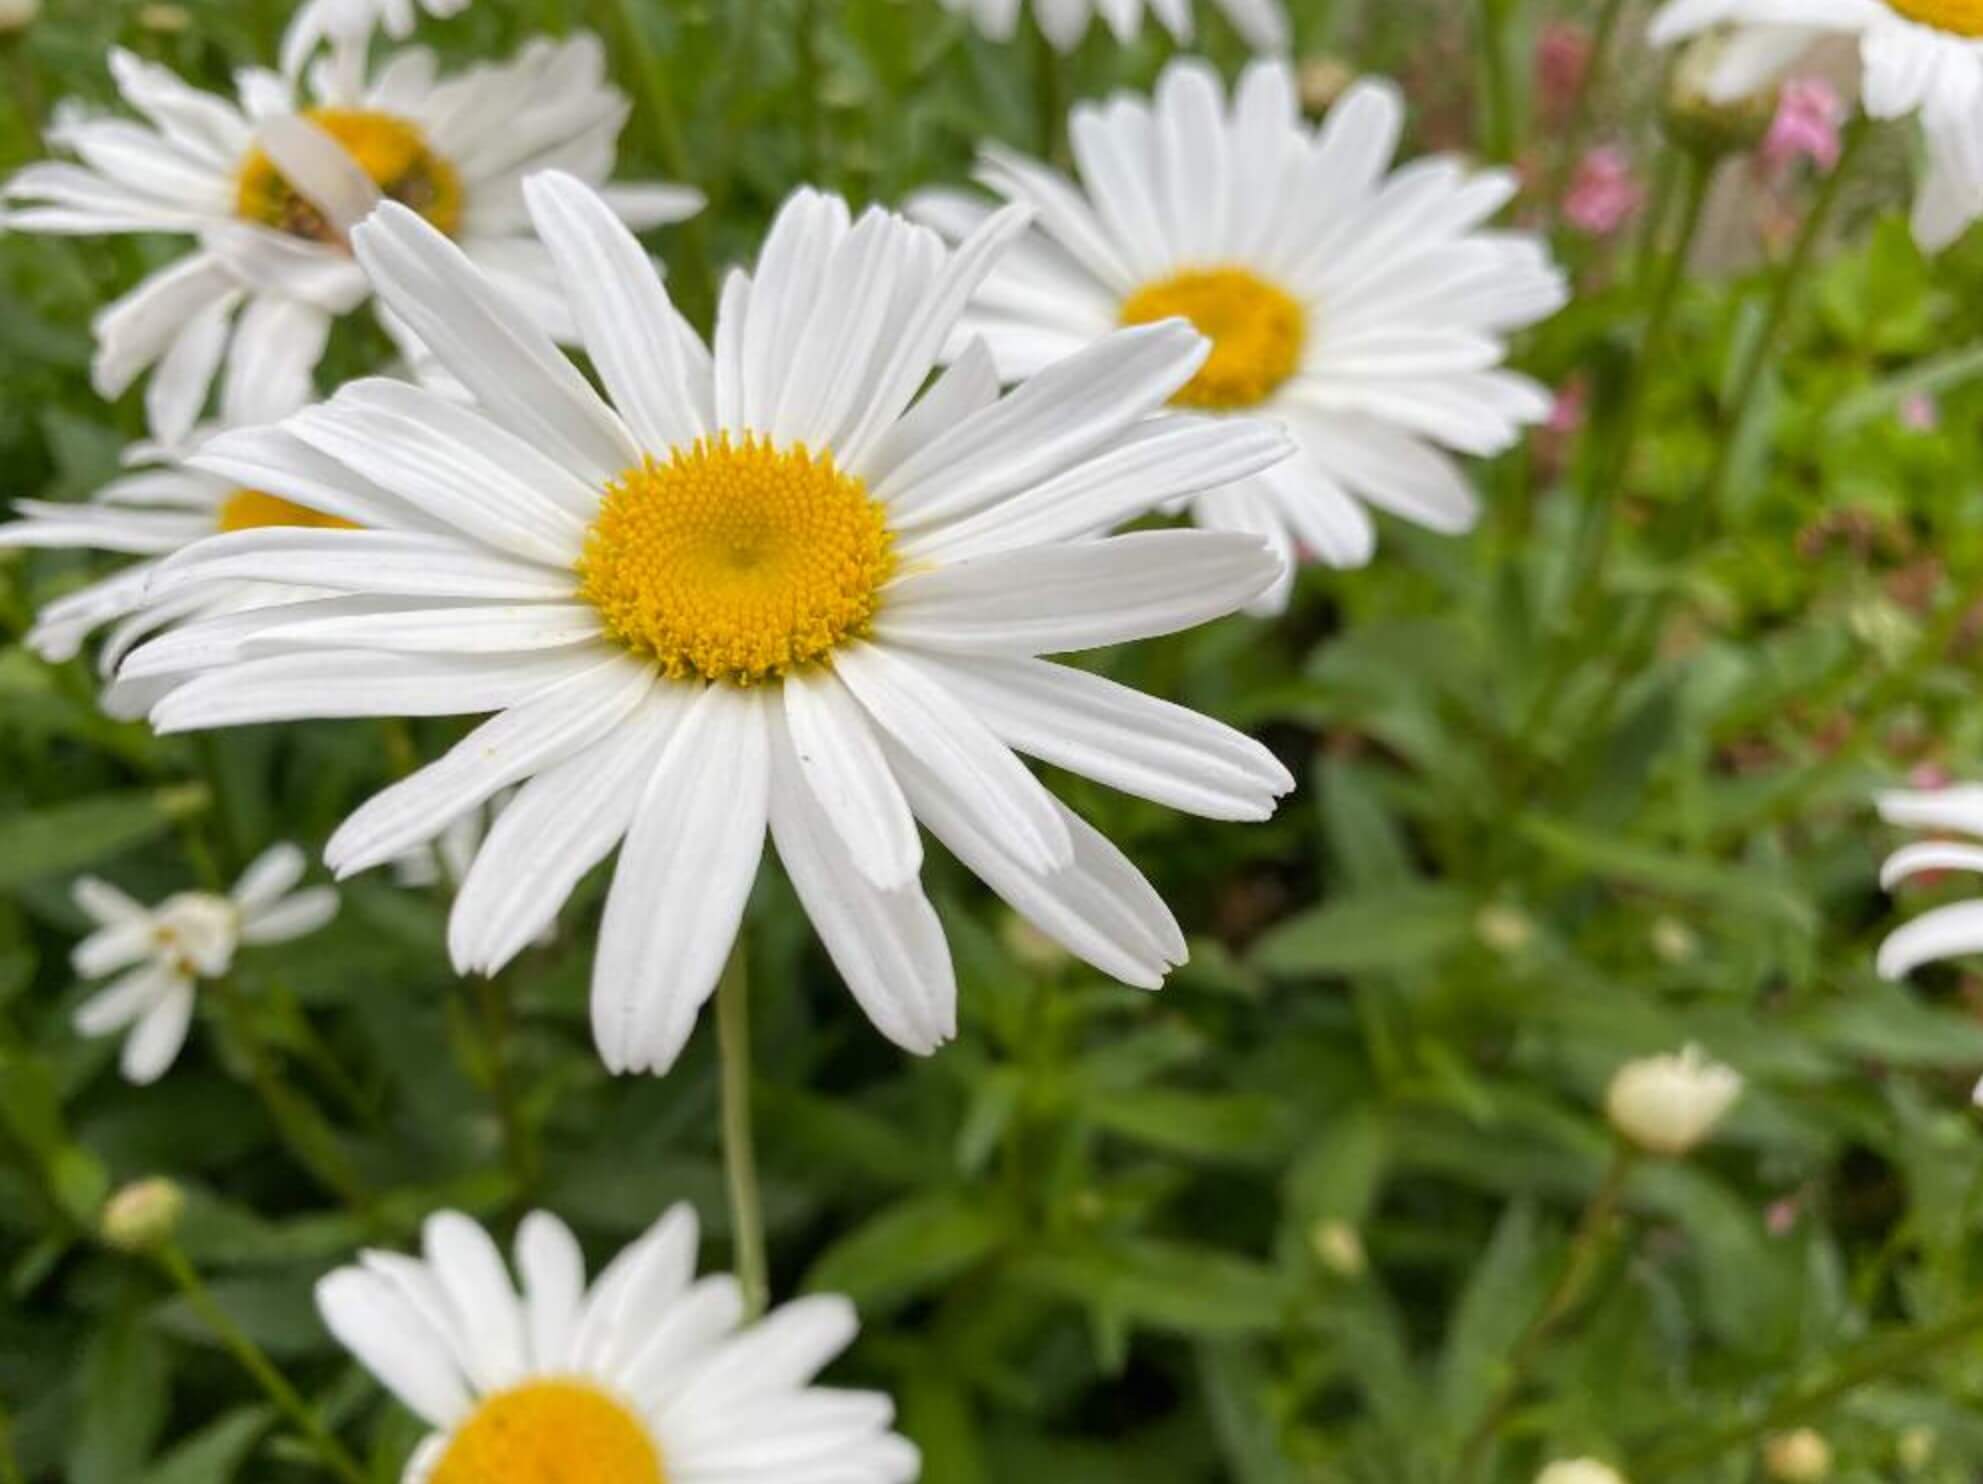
[
  {"xmin": 421, "ymin": 1212, "xmax": 529, "ymax": 1393},
  {"xmin": 254, "ymin": 113, "xmax": 380, "ymax": 234},
  {"xmin": 74, "ymin": 960, "xmax": 177, "ymax": 1036},
  {"xmin": 315, "ymin": 1268, "xmax": 473, "ymax": 1428},
  {"xmin": 150, "ymin": 528, "xmax": 574, "ymax": 603},
  {"xmin": 231, "ymin": 842, "xmax": 305, "ymax": 911},
  {"xmin": 120, "ymin": 980, "xmax": 196, "ymax": 1084},
  {"xmin": 516, "ymin": 1211, "xmax": 586, "ymax": 1373},
  {"xmin": 1880, "ymin": 900, "xmax": 1983, "ymax": 980},
  {"xmin": 239, "ymin": 887, "xmax": 339, "ymax": 944},
  {"xmin": 782, "ymin": 668, "xmax": 922, "ymax": 891},
  {"xmin": 1881, "ymin": 842, "xmax": 1983, "ymax": 889}
]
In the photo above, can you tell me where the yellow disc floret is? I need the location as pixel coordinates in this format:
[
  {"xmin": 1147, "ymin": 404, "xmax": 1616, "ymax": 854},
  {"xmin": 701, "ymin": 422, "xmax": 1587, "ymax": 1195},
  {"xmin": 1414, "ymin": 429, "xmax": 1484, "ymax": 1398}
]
[
  {"xmin": 431, "ymin": 1380, "xmax": 665, "ymax": 1484},
  {"xmin": 236, "ymin": 108, "xmax": 463, "ymax": 242},
  {"xmin": 216, "ymin": 489, "xmax": 359, "ymax": 534},
  {"xmin": 578, "ymin": 434, "xmax": 895, "ymax": 686},
  {"xmin": 1120, "ymin": 267, "xmax": 1306, "ymax": 410},
  {"xmin": 1887, "ymin": 0, "xmax": 1983, "ymax": 33}
]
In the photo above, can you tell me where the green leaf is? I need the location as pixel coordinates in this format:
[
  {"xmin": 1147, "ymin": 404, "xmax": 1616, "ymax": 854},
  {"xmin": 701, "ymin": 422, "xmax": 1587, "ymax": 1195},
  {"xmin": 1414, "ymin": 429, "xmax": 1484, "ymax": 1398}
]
[
  {"xmin": 1087, "ymin": 1088, "xmax": 1292, "ymax": 1164},
  {"xmin": 141, "ymin": 1408, "xmax": 273, "ymax": 1484},
  {"xmin": 1437, "ymin": 1201, "xmax": 1547, "ymax": 1434},
  {"xmin": 1198, "ymin": 1341, "xmax": 1298, "ymax": 1484},
  {"xmin": 805, "ymin": 1191, "xmax": 1005, "ymax": 1309},
  {"xmin": 68, "ymin": 1306, "xmax": 170, "ymax": 1484},
  {"xmin": 1516, "ymin": 814, "xmax": 1815, "ymax": 929},
  {"xmin": 1317, "ymin": 757, "xmax": 1414, "ymax": 891},
  {"xmin": 0, "ymin": 786, "xmax": 209, "ymax": 892},
  {"xmin": 1011, "ymin": 1239, "xmax": 1289, "ymax": 1336},
  {"xmin": 1251, "ymin": 885, "xmax": 1473, "ymax": 977}
]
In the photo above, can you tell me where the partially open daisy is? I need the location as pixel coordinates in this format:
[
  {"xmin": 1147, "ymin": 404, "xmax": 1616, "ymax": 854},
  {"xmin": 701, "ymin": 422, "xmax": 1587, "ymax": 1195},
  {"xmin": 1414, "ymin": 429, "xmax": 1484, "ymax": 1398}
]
[
  {"xmin": 1874, "ymin": 783, "xmax": 1983, "ymax": 978},
  {"xmin": 122, "ymin": 175, "xmax": 1295, "ymax": 1075},
  {"xmin": 318, "ymin": 1203, "xmax": 916, "ymax": 1484},
  {"xmin": 910, "ymin": 58, "xmax": 1567, "ymax": 612},
  {"xmin": 71, "ymin": 843, "xmax": 338, "ymax": 1084},
  {"xmin": 1650, "ymin": 0, "xmax": 1983, "ymax": 248},
  {"xmin": 938, "ymin": 0, "xmax": 1287, "ymax": 52},
  {"xmin": 1, "ymin": 35, "xmax": 700, "ymax": 444},
  {"xmin": 281, "ymin": 0, "xmax": 473, "ymax": 77}
]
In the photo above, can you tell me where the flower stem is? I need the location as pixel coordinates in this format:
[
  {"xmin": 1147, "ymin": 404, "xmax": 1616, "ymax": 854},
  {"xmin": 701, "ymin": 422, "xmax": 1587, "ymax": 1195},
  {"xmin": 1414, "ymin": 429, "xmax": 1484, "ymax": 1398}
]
[
  {"xmin": 1634, "ymin": 1296, "xmax": 1983, "ymax": 1477},
  {"xmin": 1456, "ymin": 1146, "xmax": 1637, "ymax": 1480},
  {"xmin": 155, "ymin": 1242, "xmax": 369, "ymax": 1484},
  {"xmin": 1476, "ymin": 0, "xmax": 1519, "ymax": 162},
  {"xmin": 716, "ymin": 939, "xmax": 768, "ymax": 1319},
  {"xmin": 1031, "ymin": 20, "xmax": 1067, "ymax": 166},
  {"xmin": 473, "ymin": 972, "xmax": 538, "ymax": 1210}
]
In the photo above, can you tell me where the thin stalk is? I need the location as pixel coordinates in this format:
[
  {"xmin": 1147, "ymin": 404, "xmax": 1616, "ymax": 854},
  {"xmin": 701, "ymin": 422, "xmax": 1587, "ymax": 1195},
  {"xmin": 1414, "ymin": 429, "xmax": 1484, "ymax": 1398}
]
[
  {"xmin": 1634, "ymin": 1297, "xmax": 1983, "ymax": 1477},
  {"xmin": 156, "ymin": 1243, "xmax": 369, "ymax": 1484},
  {"xmin": 798, "ymin": 0, "xmax": 825, "ymax": 185},
  {"xmin": 1031, "ymin": 19, "xmax": 1067, "ymax": 166},
  {"xmin": 716, "ymin": 940, "xmax": 768, "ymax": 1319},
  {"xmin": 1544, "ymin": 0, "xmax": 1627, "ymax": 226},
  {"xmin": 473, "ymin": 972, "xmax": 538, "ymax": 1209},
  {"xmin": 601, "ymin": 0, "xmax": 716, "ymax": 330},
  {"xmin": 1476, "ymin": 0, "xmax": 1519, "ymax": 163},
  {"xmin": 0, "ymin": 1406, "xmax": 22, "ymax": 1484},
  {"xmin": 1456, "ymin": 1147, "xmax": 1637, "ymax": 1481},
  {"xmin": 1687, "ymin": 114, "xmax": 1870, "ymax": 545}
]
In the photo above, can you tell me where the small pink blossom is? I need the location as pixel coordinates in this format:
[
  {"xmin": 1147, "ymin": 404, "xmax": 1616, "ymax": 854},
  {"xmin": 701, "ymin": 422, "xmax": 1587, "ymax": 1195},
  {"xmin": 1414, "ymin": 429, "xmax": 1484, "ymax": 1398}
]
[
  {"xmin": 1899, "ymin": 393, "xmax": 1939, "ymax": 432},
  {"xmin": 1763, "ymin": 78, "xmax": 1844, "ymax": 175},
  {"xmin": 1766, "ymin": 1196, "xmax": 1801, "ymax": 1237},
  {"xmin": 1548, "ymin": 377, "xmax": 1588, "ymax": 436},
  {"xmin": 1535, "ymin": 22, "xmax": 1592, "ymax": 123},
  {"xmin": 1563, "ymin": 146, "xmax": 1643, "ymax": 237}
]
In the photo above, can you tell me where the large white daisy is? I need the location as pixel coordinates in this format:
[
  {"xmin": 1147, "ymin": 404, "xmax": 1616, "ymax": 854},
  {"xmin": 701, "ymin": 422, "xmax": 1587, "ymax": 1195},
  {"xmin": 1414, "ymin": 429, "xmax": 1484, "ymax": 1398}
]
[
  {"xmin": 282, "ymin": 0, "xmax": 474, "ymax": 77},
  {"xmin": 1874, "ymin": 783, "xmax": 1983, "ymax": 978},
  {"xmin": 909, "ymin": 58, "xmax": 1567, "ymax": 612},
  {"xmin": 317, "ymin": 1203, "xmax": 917, "ymax": 1483},
  {"xmin": 121, "ymin": 174, "xmax": 1296, "ymax": 1076},
  {"xmin": 1650, "ymin": 0, "xmax": 1983, "ymax": 249},
  {"xmin": 939, "ymin": 0, "xmax": 1287, "ymax": 53},
  {"xmin": 71, "ymin": 842, "xmax": 339, "ymax": 1084},
  {"xmin": 0, "ymin": 35, "xmax": 700, "ymax": 445}
]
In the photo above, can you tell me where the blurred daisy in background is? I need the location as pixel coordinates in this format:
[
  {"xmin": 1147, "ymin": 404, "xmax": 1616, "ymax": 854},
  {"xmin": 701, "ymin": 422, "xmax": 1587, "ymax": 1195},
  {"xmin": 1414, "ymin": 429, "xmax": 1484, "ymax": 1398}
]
[
  {"xmin": 282, "ymin": 0, "xmax": 472, "ymax": 77},
  {"xmin": 938, "ymin": 0, "xmax": 1287, "ymax": 53},
  {"xmin": 70, "ymin": 843, "xmax": 338, "ymax": 1084},
  {"xmin": 317, "ymin": 1203, "xmax": 917, "ymax": 1483},
  {"xmin": 1650, "ymin": 0, "xmax": 1983, "ymax": 249},
  {"xmin": 911, "ymin": 58, "xmax": 1566, "ymax": 612},
  {"xmin": 122, "ymin": 174, "xmax": 1295, "ymax": 1076},
  {"xmin": 1875, "ymin": 783, "xmax": 1983, "ymax": 977},
  {"xmin": 0, "ymin": 34, "xmax": 700, "ymax": 444}
]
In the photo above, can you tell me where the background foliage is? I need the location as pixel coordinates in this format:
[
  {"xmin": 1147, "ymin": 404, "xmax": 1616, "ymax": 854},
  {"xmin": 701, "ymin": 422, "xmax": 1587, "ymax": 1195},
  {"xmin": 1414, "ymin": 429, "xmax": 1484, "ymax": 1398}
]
[{"xmin": 6, "ymin": 0, "xmax": 1983, "ymax": 1480}]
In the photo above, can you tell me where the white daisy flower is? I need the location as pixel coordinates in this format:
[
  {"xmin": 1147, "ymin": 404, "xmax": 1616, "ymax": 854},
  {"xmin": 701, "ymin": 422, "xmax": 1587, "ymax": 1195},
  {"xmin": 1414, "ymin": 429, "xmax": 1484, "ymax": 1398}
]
[
  {"xmin": 282, "ymin": 0, "xmax": 473, "ymax": 78},
  {"xmin": 1875, "ymin": 783, "xmax": 1983, "ymax": 977},
  {"xmin": 317, "ymin": 1203, "xmax": 917, "ymax": 1483},
  {"xmin": 1650, "ymin": 0, "xmax": 1983, "ymax": 249},
  {"xmin": 1, "ymin": 35, "xmax": 701, "ymax": 445},
  {"xmin": 122, "ymin": 174, "xmax": 1296, "ymax": 1076},
  {"xmin": 71, "ymin": 842, "xmax": 339, "ymax": 1084},
  {"xmin": 909, "ymin": 58, "xmax": 1567, "ymax": 612},
  {"xmin": 939, "ymin": 0, "xmax": 1287, "ymax": 53}
]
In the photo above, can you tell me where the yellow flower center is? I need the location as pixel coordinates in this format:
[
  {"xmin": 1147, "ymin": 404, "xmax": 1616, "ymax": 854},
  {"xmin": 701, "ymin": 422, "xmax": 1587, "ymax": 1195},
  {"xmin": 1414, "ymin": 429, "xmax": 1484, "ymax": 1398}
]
[
  {"xmin": 1119, "ymin": 267, "xmax": 1306, "ymax": 410},
  {"xmin": 1887, "ymin": 0, "xmax": 1983, "ymax": 32},
  {"xmin": 236, "ymin": 108, "xmax": 463, "ymax": 243},
  {"xmin": 577, "ymin": 434, "xmax": 895, "ymax": 686},
  {"xmin": 431, "ymin": 1380, "xmax": 665, "ymax": 1484},
  {"xmin": 215, "ymin": 489, "xmax": 360, "ymax": 534}
]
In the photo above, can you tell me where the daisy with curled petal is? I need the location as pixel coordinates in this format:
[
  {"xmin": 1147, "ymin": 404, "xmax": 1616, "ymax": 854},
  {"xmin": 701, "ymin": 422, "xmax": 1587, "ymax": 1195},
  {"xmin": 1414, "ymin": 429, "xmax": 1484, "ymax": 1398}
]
[
  {"xmin": 1874, "ymin": 783, "xmax": 1983, "ymax": 978},
  {"xmin": 0, "ymin": 34, "xmax": 701, "ymax": 446},
  {"xmin": 123, "ymin": 173, "xmax": 1296, "ymax": 1076},
  {"xmin": 281, "ymin": 0, "xmax": 473, "ymax": 77},
  {"xmin": 1650, "ymin": 0, "xmax": 1983, "ymax": 249},
  {"xmin": 317, "ymin": 1203, "xmax": 917, "ymax": 1484},
  {"xmin": 909, "ymin": 58, "xmax": 1567, "ymax": 613},
  {"xmin": 939, "ymin": 0, "xmax": 1287, "ymax": 53},
  {"xmin": 71, "ymin": 843, "xmax": 339, "ymax": 1084}
]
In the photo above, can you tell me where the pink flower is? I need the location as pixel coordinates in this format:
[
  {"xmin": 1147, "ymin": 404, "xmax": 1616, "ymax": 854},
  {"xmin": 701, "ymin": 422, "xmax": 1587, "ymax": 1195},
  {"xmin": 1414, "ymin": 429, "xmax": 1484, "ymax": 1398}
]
[
  {"xmin": 1548, "ymin": 377, "xmax": 1588, "ymax": 436},
  {"xmin": 1907, "ymin": 762, "xmax": 1952, "ymax": 791},
  {"xmin": 1899, "ymin": 393, "xmax": 1939, "ymax": 432},
  {"xmin": 1763, "ymin": 78, "xmax": 1844, "ymax": 175},
  {"xmin": 1536, "ymin": 22, "xmax": 1592, "ymax": 123},
  {"xmin": 1563, "ymin": 147, "xmax": 1643, "ymax": 237}
]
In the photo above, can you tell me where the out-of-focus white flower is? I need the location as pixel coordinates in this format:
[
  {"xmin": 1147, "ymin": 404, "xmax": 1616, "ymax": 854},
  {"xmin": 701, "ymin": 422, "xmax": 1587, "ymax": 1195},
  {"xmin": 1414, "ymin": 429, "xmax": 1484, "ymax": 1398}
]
[
  {"xmin": 938, "ymin": 0, "xmax": 1286, "ymax": 54},
  {"xmin": 1764, "ymin": 1428, "xmax": 1832, "ymax": 1482},
  {"xmin": 70, "ymin": 843, "xmax": 338, "ymax": 1084},
  {"xmin": 1, "ymin": 36, "xmax": 700, "ymax": 444},
  {"xmin": 1874, "ymin": 783, "xmax": 1983, "ymax": 979},
  {"xmin": 912, "ymin": 58, "xmax": 1567, "ymax": 612},
  {"xmin": 1604, "ymin": 1045, "xmax": 1743, "ymax": 1156},
  {"xmin": 281, "ymin": 0, "xmax": 471, "ymax": 77},
  {"xmin": 0, "ymin": 0, "xmax": 39, "ymax": 34},
  {"xmin": 1650, "ymin": 0, "xmax": 1983, "ymax": 250},
  {"xmin": 1537, "ymin": 1461, "xmax": 1628, "ymax": 1484},
  {"xmin": 317, "ymin": 1204, "xmax": 919, "ymax": 1482}
]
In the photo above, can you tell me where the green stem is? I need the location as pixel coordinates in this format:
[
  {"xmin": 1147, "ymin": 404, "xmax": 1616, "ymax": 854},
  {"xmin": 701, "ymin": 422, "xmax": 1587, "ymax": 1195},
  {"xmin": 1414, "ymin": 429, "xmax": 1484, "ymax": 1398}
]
[
  {"xmin": 0, "ymin": 1405, "xmax": 23, "ymax": 1484},
  {"xmin": 1456, "ymin": 1146, "xmax": 1637, "ymax": 1480},
  {"xmin": 156, "ymin": 1243, "xmax": 369, "ymax": 1484},
  {"xmin": 716, "ymin": 940, "xmax": 768, "ymax": 1320},
  {"xmin": 1476, "ymin": 0, "xmax": 1518, "ymax": 163},
  {"xmin": 601, "ymin": 0, "xmax": 716, "ymax": 331},
  {"xmin": 1031, "ymin": 19, "xmax": 1067, "ymax": 166},
  {"xmin": 1634, "ymin": 1297, "xmax": 1983, "ymax": 1477},
  {"xmin": 1687, "ymin": 114, "xmax": 1870, "ymax": 546},
  {"xmin": 798, "ymin": 0, "xmax": 824, "ymax": 184},
  {"xmin": 473, "ymin": 973, "xmax": 537, "ymax": 1209}
]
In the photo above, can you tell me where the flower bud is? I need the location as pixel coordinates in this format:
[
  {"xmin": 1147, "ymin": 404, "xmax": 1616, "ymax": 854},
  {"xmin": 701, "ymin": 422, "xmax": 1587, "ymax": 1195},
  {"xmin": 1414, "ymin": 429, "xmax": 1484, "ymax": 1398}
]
[
  {"xmin": 1537, "ymin": 1461, "xmax": 1627, "ymax": 1484},
  {"xmin": 1897, "ymin": 1427, "xmax": 1935, "ymax": 1471},
  {"xmin": 1475, "ymin": 904, "xmax": 1535, "ymax": 955},
  {"xmin": 100, "ymin": 1177, "xmax": 186, "ymax": 1254},
  {"xmin": 1764, "ymin": 1429, "xmax": 1832, "ymax": 1483},
  {"xmin": 1297, "ymin": 56, "xmax": 1356, "ymax": 115},
  {"xmin": 1650, "ymin": 916, "xmax": 1698, "ymax": 964},
  {"xmin": 1310, "ymin": 1220, "xmax": 1366, "ymax": 1278},
  {"xmin": 1605, "ymin": 1045, "xmax": 1742, "ymax": 1156},
  {"xmin": 0, "ymin": 0, "xmax": 36, "ymax": 32},
  {"xmin": 1663, "ymin": 30, "xmax": 1780, "ymax": 156}
]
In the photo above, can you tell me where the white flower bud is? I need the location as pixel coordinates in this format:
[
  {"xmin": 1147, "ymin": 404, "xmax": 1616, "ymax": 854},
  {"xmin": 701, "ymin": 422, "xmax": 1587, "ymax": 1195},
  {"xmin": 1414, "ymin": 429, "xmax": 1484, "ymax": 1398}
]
[
  {"xmin": 1764, "ymin": 1429, "xmax": 1832, "ymax": 1483},
  {"xmin": 1897, "ymin": 1426, "xmax": 1935, "ymax": 1471},
  {"xmin": 1605, "ymin": 1045, "xmax": 1742, "ymax": 1156},
  {"xmin": 0, "ymin": 0, "xmax": 36, "ymax": 32},
  {"xmin": 100, "ymin": 1178, "xmax": 186, "ymax": 1254},
  {"xmin": 1310, "ymin": 1220, "xmax": 1366, "ymax": 1278},
  {"xmin": 1537, "ymin": 1460, "xmax": 1628, "ymax": 1484}
]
